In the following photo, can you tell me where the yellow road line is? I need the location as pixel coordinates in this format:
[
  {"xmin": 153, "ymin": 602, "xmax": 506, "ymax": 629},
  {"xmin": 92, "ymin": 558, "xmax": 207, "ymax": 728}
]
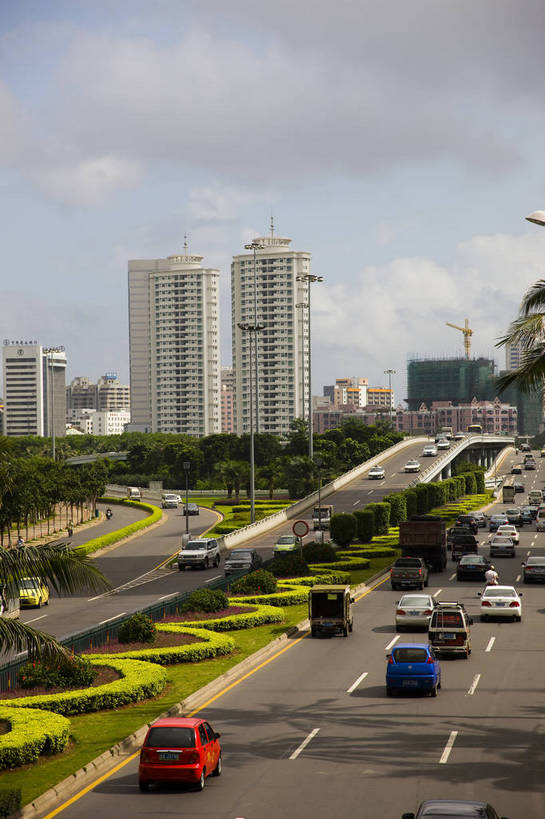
[{"xmin": 43, "ymin": 574, "xmax": 385, "ymax": 817}]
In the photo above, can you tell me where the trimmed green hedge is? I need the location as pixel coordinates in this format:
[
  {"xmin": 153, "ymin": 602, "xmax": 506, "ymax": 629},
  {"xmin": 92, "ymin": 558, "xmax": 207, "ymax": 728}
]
[
  {"xmin": 90, "ymin": 627, "xmax": 236, "ymax": 663},
  {"xmin": 0, "ymin": 788, "xmax": 21, "ymax": 817},
  {"xmin": 286, "ymin": 572, "xmax": 351, "ymax": 585},
  {"xmin": 336, "ymin": 547, "xmax": 396, "ymax": 559},
  {"xmin": 80, "ymin": 498, "xmax": 163, "ymax": 556},
  {"xmin": 366, "ymin": 502, "xmax": 390, "ymax": 535},
  {"xmin": 0, "ymin": 659, "xmax": 166, "ymax": 716},
  {"xmin": 310, "ymin": 557, "xmax": 371, "ymax": 572},
  {"xmin": 159, "ymin": 606, "xmax": 283, "ymax": 634},
  {"xmin": 354, "ymin": 509, "xmax": 374, "ymax": 543},
  {"xmin": 229, "ymin": 581, "xmax": 310, "ymax": 606},
  {"xmin": 0, "ymin": 707, "xmax": 70, "ymax": 770}
]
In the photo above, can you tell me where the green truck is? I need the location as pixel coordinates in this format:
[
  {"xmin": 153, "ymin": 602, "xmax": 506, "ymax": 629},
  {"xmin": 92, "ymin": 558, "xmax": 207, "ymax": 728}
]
[{"xmin": 309, "ymin": 585, "xmax": 354, "ymax": 637}]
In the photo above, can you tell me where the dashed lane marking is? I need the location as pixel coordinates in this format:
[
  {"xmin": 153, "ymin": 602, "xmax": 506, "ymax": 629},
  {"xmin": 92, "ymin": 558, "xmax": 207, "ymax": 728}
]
[
  {"xmin": 384, "ymin": 635, "xmax": 400, "ymax": 651},
  {"xmin": 99, "ymin": 613, "xmax": 126, "ymax": 625},
  {"xmin": 433, "ymin": 589, "xmax": 443, "ymax": 598},
  {"xmin": 353, "ymin": 500, "xmax": 360, "ymax": 506},
  {"xmin": 439, "ymin": 731, "xmax": 458, "ymax": 764},
  {"xmin": 485, "ymin": 637, "xmax": 496, "ymax": 653},
  {"xmin": 205, "ymin": 575, "xmax": 222, "ymax": 583},
  {"xmin": 347, "ymin": 671, "xmax": 368, "ymax": 693},
  {"xmin": 516, "ymin": 574, "xmax": 521, "ymax": 582},
  {"xmin": 467, "ymin": 674, "xmax": 481, "ymax": 696},
  {"xmin": 25, "ymin": 614, "xmax": 47, "ymax": 624},
  {"xmin": 289, "ymin": 728, "xmax": 320, "ymax": 760},
  {"xmin": 449, "ymin": 573, "xmax": 456, "ymax": 581}
]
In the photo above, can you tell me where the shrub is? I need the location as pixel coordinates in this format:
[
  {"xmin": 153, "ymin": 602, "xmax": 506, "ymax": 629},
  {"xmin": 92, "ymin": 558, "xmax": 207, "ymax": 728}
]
[
  {"xmin": 82, "ymin": 499, "xmax": 162, "ymax": 555},
  {"xmin": 0, "ymin": 708, "xmax": 70, "ymax": 771},
  {"xmin": 0, "ymin": 788, "xmax": 21, "ymax": 815},
  {"xmin": 383, "ymin": 494, "xmax": 407, "ymax": 526},
  {"xmin": 354, "ymin": 509, "xmax": 374, "ymax": 543},
  {"xmin": 474, "ymin": 469, "xmax": 485, "ymax": 493},
  {"xmin": 302, "ymin": 542, "xmax": 336, "ymax": 564},
  {"xmin": 330, "ymin": 513, "xmax": 356, "ymax": 547},
  {"xmin": 366, "ymin": 502, "xmax": 390, "ymax": 535},
  {"xmin": 268, "ymin": 554, "xmax": 309, "ymax": 577},
  {"xmin": 118, "ymin": 613, "xmax": 156, "ymax": 644},
  {"xmin": 230, "ymin": 569, "xmax": 277, "ymax": 595},
  {"xmin": 414, "ymin": 484, "xmax": 430, "ymax": 514},
  {"xmin": 463, "ymin": 471, "xmax": 477, "ymax": 494},
  {"xmin": 19, "ymin": 655, "xmax": 98, "ymax": 690},
  {"xmin": 181, "ymin": 588, "xmax": 228, "ymax": 613},
  {"xmin": 428, "ymin": 482, "xmax": 447, "ymax": 508},
  {"xmin": 404, "ymin": 489, "xmax": 418, "ymax": 518}
]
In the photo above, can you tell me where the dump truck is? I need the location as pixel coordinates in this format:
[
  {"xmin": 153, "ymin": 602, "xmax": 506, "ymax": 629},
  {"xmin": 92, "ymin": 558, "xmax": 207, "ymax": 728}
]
[
  {"xmin": 398, "ymin": 516, "xmax": 447, "ymax": 572},
  {"xmin": 312, "ymin": 505, "xmax": 333, "ymax": 530}
]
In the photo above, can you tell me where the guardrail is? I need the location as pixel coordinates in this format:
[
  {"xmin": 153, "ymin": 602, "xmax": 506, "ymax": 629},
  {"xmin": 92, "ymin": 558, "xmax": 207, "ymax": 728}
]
[{"xmin": 410, "ymin": 435, "xmax": 515, "ymax": 486}]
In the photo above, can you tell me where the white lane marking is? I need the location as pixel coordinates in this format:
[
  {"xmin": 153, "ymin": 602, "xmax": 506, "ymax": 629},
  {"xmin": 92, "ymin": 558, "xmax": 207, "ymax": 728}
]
[
  {"xmin": 385, "ymin": 635, "xmax": 400, "ymax": 651},
  {"xmin": 25, "ymin": 614, "xmax": 47, "ymax": 624},
  {"xmin": 347, "ymin": 671, "xmax": 368, "ymax": 693},
  {"xmin": 467, "ymin": 674, "xmax": 481, "ymax": 696},
  {"xmin": 449, "ymin": 573, "xmax": 456, "ymax": 581},
  {"xmin": 99, "ymin": 612, "xmax": 126, "ymax": 625},
  {"xmin": 159, "ymin": 593, "xmax": 176, "ymax": 600},
  {"xmin": 367, "ymin": 490, "xmax": 374, "ymax": 495},
  {"xmin": 433, "ymin": 589, "xmax": 443, "ymax": 598},
  {"xmin": 289, "ymin": 728, "xmax": 319, "ymax": 760},
  {"xmin": 353, "ymin": 500, "xmax": 360, "ymax": 506},
  {"xmin": 516, "ymin": 574, "xmax": 521, "ymax": 582},
  {"xmin": 205, "ymin": 575, "xmax": 222, "ymax": 583},
  {"xmin": 439, "ymin": 730, "xmax": 459, "ymax": 764},
  {"xmin": 485, "ymin": 637, "xmax": 496, "ymax": 653}
]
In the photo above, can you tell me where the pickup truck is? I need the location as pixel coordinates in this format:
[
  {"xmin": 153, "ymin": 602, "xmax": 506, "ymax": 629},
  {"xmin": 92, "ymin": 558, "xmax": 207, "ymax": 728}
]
[
  {"xmin": 390, "ymin": 557, "xmax": 429, "ymax": 591},
  {"xmin": 451, "ymin": 533, "xmax": 479, "ymax": 562}
]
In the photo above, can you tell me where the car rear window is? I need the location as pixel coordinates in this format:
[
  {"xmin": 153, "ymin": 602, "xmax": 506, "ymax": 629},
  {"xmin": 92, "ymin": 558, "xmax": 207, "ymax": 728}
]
[
  {"xmin": 395, "ymin": 558, "xmax": 422, "ymax": 567},
  {"xmin": 399, "ymin": 596, "xmax": 430, "ymax": 606},
  {"xmin": 528, "ymin": 557, "xmax": 545, "ymax": 565},
  {"xmin": 431, "ymin": 611, "xmax": 463, "ymax": 627},
  {"xmin": 230, "ymin": 550, "xmax": 252, "ymax": 559},
  {"xmin": 146, "ymin": 726, "xmax": 196, "ymax": 748},
  {"xmin": 484, "ymin": 588, "xmax": 515, "ymax": 598},
  {"xmin": 459, "ymin": 556, "xmax": 483, "ymax": 564},
  {"xmin": 393, "ymin": 648, "xmax": 428, "ymax": 663}
]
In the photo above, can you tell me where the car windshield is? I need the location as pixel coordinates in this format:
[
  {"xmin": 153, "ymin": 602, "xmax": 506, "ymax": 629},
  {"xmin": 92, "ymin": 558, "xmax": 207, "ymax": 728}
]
[
  {"xmin": 483, "ymin": 588, "xmax": 516, "ymax": 598},
  {"xmin": 399, "ymin": 596, "xmax": 430, "ymax": 607},
  {"xmin": 491, "ymin": 517, "xmax": 506, "ymax": 522},
  {"xmin": 229, "ymin": 550, "xmax": 252, "ymax": 560},
  {"xmin": 276, "ymin": 536, "xmax": 295, "ymax": 545},
  {"xmin": 460, "ymin": 556, "xmax": 484, "ymax": 564},
  {"xmin": 20, "ymin": 579, "xmax": 40, "ymax": 590},
  {"xmin": 145, "ymin": 726, "xmax": 196, "ymax": 748},
  {"xmin": 393, "ymin": 648, "xmax": 429, "ymax": 663},
  {"xmin": 183, "ymin": 541, "xmax": 206, "ymax": 550}
]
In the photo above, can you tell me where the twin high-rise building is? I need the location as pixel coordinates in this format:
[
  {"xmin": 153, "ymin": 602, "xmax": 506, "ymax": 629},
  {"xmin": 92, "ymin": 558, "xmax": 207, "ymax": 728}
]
[{"xmin": 128, "ymin": 228, "xmax": 311, "ymax": 437}]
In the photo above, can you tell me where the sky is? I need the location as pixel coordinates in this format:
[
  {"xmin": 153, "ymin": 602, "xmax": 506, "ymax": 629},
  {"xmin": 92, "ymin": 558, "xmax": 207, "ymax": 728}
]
[{"xmin": 1, "ymin": 0, "xmax": 545, "ymax": 405}]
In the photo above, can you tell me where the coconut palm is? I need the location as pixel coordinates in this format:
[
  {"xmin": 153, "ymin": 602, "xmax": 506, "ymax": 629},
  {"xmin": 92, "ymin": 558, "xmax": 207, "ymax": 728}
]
[
  {"xmin": 496, "ymin": 279, "xmax": 545, "ymax": 394},
  {"xmin": 0, "ymin": 541, "xmax": 110, "ymax": 660}
]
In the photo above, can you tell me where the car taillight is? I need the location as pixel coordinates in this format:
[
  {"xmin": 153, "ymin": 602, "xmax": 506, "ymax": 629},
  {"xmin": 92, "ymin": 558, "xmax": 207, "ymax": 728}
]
[
  {"xmin": 396, "ymin": 609, "xmax": 406, "ymax": 615},
  {"xmin": 390, "ymin": 568, "xmax": 393, "ymax": 574},
  {"xmin": 388, "ymin": 655, "xmax": 394, "ymax": 664},
  {"xmin": 509, "ymin": 601, "xmax": 520, "ymax": 607},
  {"xmin": 417, "ymin": 569, "xmax": 422, "ymax": 575},
  {"xmin": 186, "ymin": 751, "xmax": 200, "ymax": 764},
  {"xmin": 423, "ymin": 609, "xmax": 433, "ymax": 616},
  {"xmin": 426, "ymin": 655, "xmax": 434, "ymax": 664},
  {"xmin": 140, "ymin": 748, "xmax": 153, "ymax": 763},
  {"xmin": 482, "ymin": 600, "xmax": 492, "ymax": 606}
]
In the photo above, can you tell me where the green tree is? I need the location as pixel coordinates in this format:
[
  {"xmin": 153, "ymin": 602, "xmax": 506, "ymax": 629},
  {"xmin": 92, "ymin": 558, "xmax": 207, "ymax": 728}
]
[{"xmin": 496, "ymin": 279, "xmax": 545, "ymax": 394}]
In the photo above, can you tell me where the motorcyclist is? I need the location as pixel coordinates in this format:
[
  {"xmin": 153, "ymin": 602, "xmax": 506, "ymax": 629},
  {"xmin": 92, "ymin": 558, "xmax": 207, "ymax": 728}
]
[
  {"xmin": 105, "ymin": 507, "xmax": 112, "ymax": 520},
  {"xmin": 484, "ymin": 565, "xmax": 499, "ymax": 586},
  {"xmin": 16, "ymin": 536, "xmax": 24, "ymax": 547}
]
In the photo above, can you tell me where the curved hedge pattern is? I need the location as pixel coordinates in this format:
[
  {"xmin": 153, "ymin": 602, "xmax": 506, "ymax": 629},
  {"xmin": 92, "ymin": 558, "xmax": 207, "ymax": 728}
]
[
  {"xmin": 0, "ymin": 659, "xmax": 166, "ymax": 716},
  {"xmin": 0, "ymin": 707, "xmax": 70, "ymax": 770},
  {"xmin": 310, "ymin": 557, "xmax": 370, "ymax": 572},
  {"xmin": 87, "ymin": 627, "xmax": 236, "ymax": 665},
  {"xmin": 169, "ymin": 604, "xmax": 284, "ymax": 633},
  {"xmin": 229, "ymin": 581, "xmax": 310, "ymax": 607},
  {"xmin": 80, "ymin": 498, "xmax": 163, "ymax": 556},
  {"xmin": 277, "ymin": 573, "xmax": 351, "ymax": 587}
]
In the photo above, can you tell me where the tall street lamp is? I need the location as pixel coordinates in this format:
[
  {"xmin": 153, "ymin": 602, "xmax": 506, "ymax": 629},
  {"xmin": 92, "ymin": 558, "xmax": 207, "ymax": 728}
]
[
  {"xmin": 296, "ymin": 302, "xmax": 307, "ymax": 423},
  {"xmin": 314, "ymin": 457, "xmax": 324, "ymax": 543},
  {"xmin": 244, "ymin": 241, "xmax": 265, "ymax": 434},
  {"xmin": 238, "ymin": 321, "xmax": 264, "ymax": 523},
  {"xmin": 183, "ymin": 461, "xmax": 190, "ymax": 535},
  {"xmin": 296, "ymin": 274, "xmax": 323, "ymax": 459},
  {"xmin": 384, "ymin": 368, "xmax": 396, "ymax": 427},
  {"xmin": 526, "ymin": 210, "xmax": 545, "ymax": 227}
]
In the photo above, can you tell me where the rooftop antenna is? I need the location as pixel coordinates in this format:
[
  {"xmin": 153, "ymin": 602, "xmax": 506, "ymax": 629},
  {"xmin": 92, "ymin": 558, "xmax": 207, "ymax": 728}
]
[
  {"xmin": 183, "ymin": 233, "xmax": 189, "ymax": 255},
  {"xmin": 270, "ymin": 211, "xmax": 275, "ymax": 237}
]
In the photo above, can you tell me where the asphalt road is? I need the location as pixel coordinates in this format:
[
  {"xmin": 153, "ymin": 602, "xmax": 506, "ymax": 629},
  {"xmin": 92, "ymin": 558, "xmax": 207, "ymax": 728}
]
[{"xmin": 41, "ymin": 447, "xmax": 545, "ymax": 818}]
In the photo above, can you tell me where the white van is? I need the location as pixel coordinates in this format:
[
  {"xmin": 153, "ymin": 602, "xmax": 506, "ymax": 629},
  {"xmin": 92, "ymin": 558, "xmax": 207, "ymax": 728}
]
[
  {"xmin": 528, "ymin": 490, "xmax": 542, "ymax": 506},
  {"xmin": 127, "ymin": 486, "xmax": 142, "ymax": 500},
  {"xmin": 536, "ymin": 507, "xmax": 545, "ymax": 531}
]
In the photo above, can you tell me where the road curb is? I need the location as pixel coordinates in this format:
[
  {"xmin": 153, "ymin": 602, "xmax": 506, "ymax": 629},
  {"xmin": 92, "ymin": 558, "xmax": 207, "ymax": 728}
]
[{"xmin": 15, "ymin": 572, "xmax": 388, "ymax": 819}]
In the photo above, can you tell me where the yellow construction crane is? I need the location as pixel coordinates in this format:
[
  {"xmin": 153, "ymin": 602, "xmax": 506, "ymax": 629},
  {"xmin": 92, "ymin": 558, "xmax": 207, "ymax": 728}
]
[{"xmin": 446, "ymin": 318, "xmax": 473, "ymax": 359}]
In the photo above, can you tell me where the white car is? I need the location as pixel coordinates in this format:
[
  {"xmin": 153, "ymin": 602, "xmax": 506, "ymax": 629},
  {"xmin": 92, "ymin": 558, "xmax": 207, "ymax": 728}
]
[
  {"xmin": 422, "ymin": 445, "xmax": 438, "ymax": 457},
  {"xmin": 395, "ymin": 594, "xmax": 436, "ymax": 631},
  {"xmin": 436, "ymin": 438, "xmax": 450, "ymax": 450},
  {"xmin": 404, "ymin": 460, "xmax": 421, "ymax": 473},
  {"xmin": 368, "ymin": 466, "xmax": 385, "ymax": 480},
  {"xmin": 479, "ymin": 585, "xmax": 522, "ymax": 621},
  {"xmin": 495, "ymin": 524, "xmax": 519, "ymax": 545}
]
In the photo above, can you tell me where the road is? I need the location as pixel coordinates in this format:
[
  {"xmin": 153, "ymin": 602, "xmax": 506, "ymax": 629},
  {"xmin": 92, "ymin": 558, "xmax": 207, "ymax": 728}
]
[{"xmin": 41, "ymin": 446, "xmax": 545, "ymax": 818}]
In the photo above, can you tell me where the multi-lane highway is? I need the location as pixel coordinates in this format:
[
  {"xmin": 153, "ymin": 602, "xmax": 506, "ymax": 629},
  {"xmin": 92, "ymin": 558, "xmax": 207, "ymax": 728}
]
[{"xmin": 33, "ymin": 444, "xmax": 545, "ymax": 818}]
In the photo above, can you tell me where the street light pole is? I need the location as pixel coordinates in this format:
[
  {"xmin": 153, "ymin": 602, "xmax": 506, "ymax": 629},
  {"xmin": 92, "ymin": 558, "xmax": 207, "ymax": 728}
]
[
  {"xmin": 183, "ymin": 461, "xmax": 190, "ymax": 535},
  {"xmin": 244, "ymin": 241, "xmax": 265, "ymax": 435},
  {"xmin": 296, "ymin": 274, "xmax": 323, "ymax": 460},
  {"xmin": 384, "ymin": 368, "xmax": 396, "ymax": 428}
]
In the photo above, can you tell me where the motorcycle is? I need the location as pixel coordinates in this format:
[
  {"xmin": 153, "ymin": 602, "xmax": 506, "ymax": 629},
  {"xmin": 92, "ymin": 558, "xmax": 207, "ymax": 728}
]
[{"xmin": 105, "ymin": 509, "xmax": 113, "ymax": 520}]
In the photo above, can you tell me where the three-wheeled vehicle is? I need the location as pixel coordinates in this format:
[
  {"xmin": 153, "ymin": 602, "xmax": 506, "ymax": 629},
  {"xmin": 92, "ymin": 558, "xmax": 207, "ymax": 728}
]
[{"xmin": 309, "ymin": 584, "xmax": 354, "ymax": 637}]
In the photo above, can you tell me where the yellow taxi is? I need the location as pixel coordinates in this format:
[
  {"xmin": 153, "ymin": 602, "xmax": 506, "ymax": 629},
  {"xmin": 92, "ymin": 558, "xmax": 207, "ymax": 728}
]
[{"xmin": 19, "ymin": 577, "xmax": 50, "ymax": 608}]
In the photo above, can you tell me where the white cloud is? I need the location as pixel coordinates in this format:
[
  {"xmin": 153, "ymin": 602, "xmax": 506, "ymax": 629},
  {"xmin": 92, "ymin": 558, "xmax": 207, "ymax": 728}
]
[
  {"xmin": 0, "ymin": 81, "xmax": 33, "ymax": 164},
  {"xmin": 31, "ymin": 154, "xmax": 143, "ymax": 205},
  {"xmin": 187, "ymin": 184, "xmax": 273, "ymax": 223}
]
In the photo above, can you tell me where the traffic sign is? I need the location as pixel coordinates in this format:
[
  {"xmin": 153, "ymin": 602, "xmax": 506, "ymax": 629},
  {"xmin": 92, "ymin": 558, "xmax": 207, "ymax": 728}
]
[{"xmin": 292, "ymin": 520, "xmax": 309, "ymax": 537}]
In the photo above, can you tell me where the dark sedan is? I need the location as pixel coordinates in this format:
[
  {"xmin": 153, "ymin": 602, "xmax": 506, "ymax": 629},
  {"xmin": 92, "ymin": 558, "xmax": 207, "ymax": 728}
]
[
  {"xmin": 402, "ymin": 800, "xmax": 509, "ymax": 819},
  {"xmin": 520, "ymin": 506, "xmax": 534, "ymax": 524},
  {"xmin": 182, "ymin": 503, "xmax": 200, "ymax": 516},
  {"xmin": 513, "ymin": 482, "xmax": 525, "ymax": 493},
  {"xmin": 456, "ymin": 553, "xmax": 491, "ymax": 580},
  {"xmin": 224, "ymin": 548, "xmax": 263, "ymax": 576},
  {"xmin": 521, "ymin": 555, "xmax": 545, "ymax": 583}
]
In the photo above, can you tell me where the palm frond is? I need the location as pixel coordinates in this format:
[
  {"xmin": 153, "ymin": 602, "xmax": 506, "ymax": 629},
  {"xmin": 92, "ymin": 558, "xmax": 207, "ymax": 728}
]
[
  {"xmin": 496, "ymin": 314, "xmax": 545, "ymax": 349},
  {"xmin": 520, "ymin": 279, "xmax": 545, "ymax": 316},
  {"xmin": 0, "ymin": 541, "xmax": 111, "ymax": 597},
  {"xmin": 496, "ymin": 343, "xmax": 545, "ymax": 394},
  {"xmin": 0, "ymin": 617, "xmax": 68, "ymax": 661}
]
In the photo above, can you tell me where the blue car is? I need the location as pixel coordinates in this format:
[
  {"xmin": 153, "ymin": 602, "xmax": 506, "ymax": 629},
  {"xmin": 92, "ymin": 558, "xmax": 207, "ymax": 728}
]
[{"xmin": 386, "ymin": 643, "xmax": 441, "ymax": 697}]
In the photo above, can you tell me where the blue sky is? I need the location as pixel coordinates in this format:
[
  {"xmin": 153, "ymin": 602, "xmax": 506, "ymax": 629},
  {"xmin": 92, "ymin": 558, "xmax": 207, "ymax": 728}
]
[{"xmin": 1, "ymin": 0, "xmax": 544, "ymax": 404}]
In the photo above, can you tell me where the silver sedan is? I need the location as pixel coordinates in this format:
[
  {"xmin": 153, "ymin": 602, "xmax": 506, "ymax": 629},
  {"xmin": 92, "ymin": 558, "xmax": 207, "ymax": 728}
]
[{"xmin": 395, "ymin": 594, "xmax": 436, "ymax": 631}]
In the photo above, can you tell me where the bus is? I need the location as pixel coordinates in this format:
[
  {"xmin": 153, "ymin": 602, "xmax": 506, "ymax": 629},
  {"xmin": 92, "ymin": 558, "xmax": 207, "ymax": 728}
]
[{"xmin": 467, "ymin": 424, "xmax": 482, "ymax": 434}]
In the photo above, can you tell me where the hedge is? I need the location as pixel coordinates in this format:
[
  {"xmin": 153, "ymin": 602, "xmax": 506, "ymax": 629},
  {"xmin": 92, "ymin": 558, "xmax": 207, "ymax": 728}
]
[
  {"xmin": 404, "ymin": 489, "xmax": 418, "ymax": 518},
  {"xmin": 88, "ymin": 627, "xmax": 236, "ymax": 663},
  {"xmin": 0, "ymin": 659, "xmax": 166, "ymax": 716},
  {"xmin": 366, "ymin": 502, "xmax": 390, "ymax": 535},
  {"xmin": 275, "ymin": 572, "xmax": 351, "ymax": 586},
  {"xmin": 0, "ymin": 707, "xmax": 70, "ymax": 770},
  {"xmin": 354, "ymin": 509, "xmax": 374, "ymax": 543},
  {"xmin": 309, "ymin": 557, "xmax": 371, "ymax": 572},
  {"xmin": 160, "ymin": 606, "xmax": 284, "ymax": 634},
  {"xmin": 330, "ymin": 513, "xmax": 356, "ymax": 547},
  {"xmin": 336, "ymin": 547, "xmax": 396, "ymax": 559},
  {"xmin": 229, "ymin": 581, "xmax": 310, "ymax": 607},
  {"xmin": 383, "ymin": 494, "xmax": 407, "ymax": 527},
  {"xmin": 0, "ymin": 789, "xmax": 21, "ymax": 817},
  {"xmin": 80, "ymin": 498, "xmax": 163, "ymax": 555}
]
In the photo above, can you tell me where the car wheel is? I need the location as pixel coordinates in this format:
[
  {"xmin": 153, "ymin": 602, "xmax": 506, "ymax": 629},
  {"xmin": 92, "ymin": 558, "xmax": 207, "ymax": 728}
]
[
  {"xmin": 430, "ymin": 684, "xmax": 438, "ymax": 697},
  {"xmin": 348, "ymin": 621, "xmax": 353, "ymax": 632},
  {"xmin": 178, "ymin": 564, "xmax": 184, "ymax": 572},
  {"xmin": 36, "ymin": 599, "xmax": 41, "ymax": 609},
  {"xmin": 205, "ymin": 558, "xmax": 209, "ymax": 569},
  {"xmin": 386, "ymin": 686, "xmax": 393, "ymax": 697},
  {"xmin": 212, "ymin": 754, "xmax": 222, "ymax": 777},
  {"xmin": 481, "ymin": 615, "xmax": 488, "ymax": 622},
  {"xmin": 343, "ymin": 625, "xmax": 348, "ymax": 637},
  {"xmin": 196, "ymin": 769, "xmax": 206, "ymax": 791},
  {"xmin": 438, "ymin": 680, "xmax": 441, "ymax": 689},
  {"xmin": 517, "ymin": 616, "xmax": 522, "ymax": 622},
  {"xmin": 44, "ymin": 597, "xmax": 49, "ymax": 606},
  {"xmin": 138, "ymin": 780, "xmax": 149, "ymax": 792}
]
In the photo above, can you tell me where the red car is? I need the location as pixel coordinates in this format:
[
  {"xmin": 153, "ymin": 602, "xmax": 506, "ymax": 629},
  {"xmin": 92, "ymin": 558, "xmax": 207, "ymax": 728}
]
[{"xmin": 138, "ymin": 717, "xmax": 222, "ymax": 791}]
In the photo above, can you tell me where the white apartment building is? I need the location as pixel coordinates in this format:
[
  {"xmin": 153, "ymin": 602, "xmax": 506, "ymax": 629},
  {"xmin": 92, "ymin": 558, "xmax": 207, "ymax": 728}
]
[
  {"xmin": 2, "ymin": 341, "xmax": 66, "ymax": 437},
  {"xmin": 79, "ymin": 409, "xmax": 131, "ymax": 435},
  {"xmin": 66, "ymin": 373, "xmax": 130, "ymax": 419},
  {"xmin": 231, "ymin": 229, "xmax": 311, "ymax": 435},
  {"xmin": 128, "ymin": 245, "xmax": 220, "ymax": 435}
]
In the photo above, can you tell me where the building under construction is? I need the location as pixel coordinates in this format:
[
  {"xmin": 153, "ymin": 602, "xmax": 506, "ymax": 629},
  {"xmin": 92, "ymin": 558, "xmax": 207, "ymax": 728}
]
[{"xmin": 407, "ymin": 357, "xmax": 496, "ymax": 411}]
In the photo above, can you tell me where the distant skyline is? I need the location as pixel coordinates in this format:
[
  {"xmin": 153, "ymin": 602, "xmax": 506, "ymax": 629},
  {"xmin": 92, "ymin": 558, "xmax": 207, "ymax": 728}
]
[{"xmin": 1, "ymin": 0, "xmax": 544, "ymax": 406}]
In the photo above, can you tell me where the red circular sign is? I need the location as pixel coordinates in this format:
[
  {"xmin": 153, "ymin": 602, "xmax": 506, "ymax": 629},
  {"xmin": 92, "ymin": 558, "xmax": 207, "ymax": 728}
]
[{"xmin": 292, "ymin": 520, "xmax": 310, "ymax": 537}]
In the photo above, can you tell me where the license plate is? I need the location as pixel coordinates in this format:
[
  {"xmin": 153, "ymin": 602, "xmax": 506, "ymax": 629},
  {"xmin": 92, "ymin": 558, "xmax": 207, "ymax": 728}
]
[
  {"xmin": 495, "ymin": 602, "xmax": 505, "ymax": 607},
  {"xmin": 158, "ymin": 752, "xmax": 179, "ymax": 761},
  {"xmin": 402, "ymin": 679, "xmax": 418, "ymax": 687},
  {"xmin": 440, "ymin": 633, "xmax": 455, "ymax": 639},
  {"xmin": 408, "ymin": 610, "xmax": 420, "ymax": 616}
]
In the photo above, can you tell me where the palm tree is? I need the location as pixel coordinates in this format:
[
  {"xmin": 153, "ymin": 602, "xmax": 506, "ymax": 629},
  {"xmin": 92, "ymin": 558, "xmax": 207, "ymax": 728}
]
[
  {"xmin": 496, "ymin": 279, "xmax": 545, "ymax": 394},
  {"xmin": 0, "ymin": 541, "xmax": 110, "ymax": 660}
]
